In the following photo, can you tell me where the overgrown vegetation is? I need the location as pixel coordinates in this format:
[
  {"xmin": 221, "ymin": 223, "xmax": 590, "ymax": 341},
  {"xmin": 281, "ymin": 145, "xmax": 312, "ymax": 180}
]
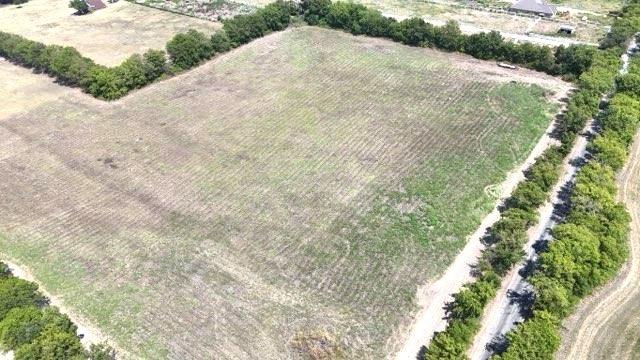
[{"xmin": 0, "ymin": 263, "xmax": 115, "ymax": 359}]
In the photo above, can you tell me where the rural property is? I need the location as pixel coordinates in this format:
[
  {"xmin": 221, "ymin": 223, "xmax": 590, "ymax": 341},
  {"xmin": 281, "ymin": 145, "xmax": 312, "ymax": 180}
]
[{"xmin": 0, "ymin": 0, "xmax": 639, "ymax": 359}]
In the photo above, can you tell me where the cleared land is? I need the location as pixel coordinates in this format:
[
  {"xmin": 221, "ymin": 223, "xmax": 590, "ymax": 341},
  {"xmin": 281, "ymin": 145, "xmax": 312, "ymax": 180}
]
[
  {"xmin": 0, "ymin": 0, "xmax": 218, "ymax": 66},
  {"xmin": 0, "ymin": 27, "xmax": 566, "ymax": 359},
  {"xmin": 556, "ymin": 131, "xmax": 640, "ymax": 360}
]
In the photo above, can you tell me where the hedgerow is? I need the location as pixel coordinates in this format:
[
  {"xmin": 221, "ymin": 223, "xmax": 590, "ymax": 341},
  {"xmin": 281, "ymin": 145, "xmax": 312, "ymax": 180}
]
[
  {"xmin": 423, "ymin": 6, "xmax": 634, "ymax": 359},
  {"xmin": 0, "ymin": 263, "xmax": 115, "ymax": 359},
  {"xmin": 300, "ymin": 0, "xmax": 598, "ymax": 79},
  {"xmin": 0, "ymin": 0, "xmax": 298, "ymax": 100},
  {"xmin": 494, "ymin": 11, "xmax": 640, "ymax": 359}
]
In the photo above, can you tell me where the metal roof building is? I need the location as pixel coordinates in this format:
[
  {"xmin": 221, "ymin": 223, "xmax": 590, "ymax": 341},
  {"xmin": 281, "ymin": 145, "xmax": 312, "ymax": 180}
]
[{"xmin": 509, "ymin": 0, "xmax": 555, "ymax": 17}]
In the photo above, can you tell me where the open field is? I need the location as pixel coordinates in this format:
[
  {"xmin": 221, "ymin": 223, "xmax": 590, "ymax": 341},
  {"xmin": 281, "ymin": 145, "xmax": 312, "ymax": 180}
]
[
  {"xmin": 0, "ymin": 0, "xmax": 218, "ymax": 66},
  {"xmin": 0, "ymin": 27, "xmax": 567, "ymax": 359},
  {"xmin": 0, "ymin": 60, "xmax": 72, "ymax": 121},
  {"xmin": 556, "ymin": 131, "xmax": 640, "ymax": 360}
]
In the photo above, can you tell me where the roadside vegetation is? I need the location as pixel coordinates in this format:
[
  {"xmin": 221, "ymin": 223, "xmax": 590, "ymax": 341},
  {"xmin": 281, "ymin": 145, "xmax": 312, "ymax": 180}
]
[
  {"xmin": 491, "ymin": 4, "xmax": 640, "ymax": 360},
  {"xmin": 420, "ymin": 2, "xmax": 640, "ymax": 359},
  {"xmin": 0, "ymin": 263, "xmax": 114, "ymax": 359}
]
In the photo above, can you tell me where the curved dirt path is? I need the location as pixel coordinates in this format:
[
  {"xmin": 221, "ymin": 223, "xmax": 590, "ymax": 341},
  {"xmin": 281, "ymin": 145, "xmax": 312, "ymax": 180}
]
[
  {"xmin": 556, "ymin": 132, "xmax": 640, "ymax": 360},
  {"xmin": 393, "ymin": 117, "xmax": 562, "ymax": 360}
]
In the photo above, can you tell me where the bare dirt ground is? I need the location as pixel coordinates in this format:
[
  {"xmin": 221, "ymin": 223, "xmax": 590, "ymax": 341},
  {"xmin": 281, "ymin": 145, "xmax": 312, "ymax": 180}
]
[
  {"xmin": 0, "ymin": 61, "xmax": 73, "ymax": 121},
  {"xmin": 0, "ymin": 27, "xmax": 567, "ymax": 359},
  {"xmin": 0, "ymin": 0, "xmax": 218, "ymax": 66},
  {"xmin": 556, "ymin": 132, "xmax": 640, "ymax": 360}
]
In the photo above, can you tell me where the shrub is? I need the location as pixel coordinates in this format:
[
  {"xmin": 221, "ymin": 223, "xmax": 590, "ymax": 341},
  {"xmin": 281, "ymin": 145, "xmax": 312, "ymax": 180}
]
[
  {"xmin": 0, "ymin": 278, "xmax": 44, "ymax": 321},
  {"xmin": 166, "ymin": 29, "xmax": 214, "ymax": 70},
  {"xmin": 14, "ymin": 326, "xmax": 85, "ymax": 360},
  {"xmin": 69, "ymin": 0, "xmax": 89, "ymax": 15},
  {"xmin": 210, "ymin": 31, "xmax": 232, "ymax": 53},
  {"xmin": 141, "ymin": 49, "xmax": 167, "ymax": 82}
]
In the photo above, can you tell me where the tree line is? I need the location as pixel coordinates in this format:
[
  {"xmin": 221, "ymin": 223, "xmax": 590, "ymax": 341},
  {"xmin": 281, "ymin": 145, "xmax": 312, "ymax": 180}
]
[
  {"xmin": 421, "ymin": 5, "xmax": 636, "ymax": 359},
  {"xmin": 0, "ymin": 0, "xmax": 619, "ymax": 100},
  {"xmin": 494, "ymin": 59, "xmax": 640, "ymax": 360},
  {"xmin": 0, "ymin": 262, "xmax": 115, "ymax": 359},
  {"xmin": 0, "ymin": 0, "xmax": 297, "ymax": 100},
  {"xmin": 493, "ymin": 4, "xmax": 640, "ymax": 359},
  {"xmin": 300, "ymin": 0, "xmax": 596, "ymax": 80}
]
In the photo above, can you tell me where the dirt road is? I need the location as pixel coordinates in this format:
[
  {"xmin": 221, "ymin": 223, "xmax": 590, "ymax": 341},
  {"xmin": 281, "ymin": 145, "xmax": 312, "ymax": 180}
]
[
  {"xmin": 393, "ymin": 118, "xmax": 561, "ymax": 360},
  {"xmin": 469, "ymin": 38, "xmax": 637, "ymax": 360},
  {"xmin": 468, "ymin": 120, "xmax": 592, "ymax": 360},
  {"xmin": 556, "ymin": 131, "xmax": 640, "ymax": 360}
]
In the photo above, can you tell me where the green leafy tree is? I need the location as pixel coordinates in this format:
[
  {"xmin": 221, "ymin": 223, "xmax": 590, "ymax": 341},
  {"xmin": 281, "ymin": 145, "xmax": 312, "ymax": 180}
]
[
  {"xmin": 142, "ymin": 49, "xmax": 167, "ymax": 82},
  {"xmin": 0, "ymin": 306, "xmax": 43, "ymax": 351},
  {"xmin": 0, "ymin": 278, "xmax": 44, "ymax": 321},
  {"xmin": 69, "ymin": 0, "xmax": 89, "ymax": 15},
  {"xmin": 494, "ymin": 311, "xmax": 560, "ymax": 360},
  {"xmin": 14, "ymin": 326, "xmax": 85, "ymax": 360},
  {"xmin": 166, "ymin": 29, "xmax": 213, "ymax": 70},
  {"xmin": 210, "ymin": 31, "xmax": 232, "ymax": 53}
]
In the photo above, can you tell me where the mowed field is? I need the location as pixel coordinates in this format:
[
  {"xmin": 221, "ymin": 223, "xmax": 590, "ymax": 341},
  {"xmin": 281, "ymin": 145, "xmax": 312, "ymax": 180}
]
[
  {"xmin": 0, "ymin": 0, "xmax": 217, "ymax": 66},
  {"xmin": 0, "ymin": 27, "xmax": 566, "ymax": 358}
]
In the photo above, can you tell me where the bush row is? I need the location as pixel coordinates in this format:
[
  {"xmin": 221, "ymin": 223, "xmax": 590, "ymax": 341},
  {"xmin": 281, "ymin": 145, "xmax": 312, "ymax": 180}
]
[
  {"xmin": 301, "ymin": 0, "xmax": 596, "ymax": 79},
  {"xmin": 0, "ymin": 263, "xmax": 115, "ymax": 359},
  {"xmin": 494, "ymin": 43, "xmax": 640, "ymax": 360},
  {"xmin": 0, "ymin": 1, "xmax": 297, "ymax": 100},
  {"xmin": 423, "ymin": 144, "xmax": 565, "ymax": 359},
  {"xmin": 423, "ymin": 21, "xmax": 625, "ymax": 360}
]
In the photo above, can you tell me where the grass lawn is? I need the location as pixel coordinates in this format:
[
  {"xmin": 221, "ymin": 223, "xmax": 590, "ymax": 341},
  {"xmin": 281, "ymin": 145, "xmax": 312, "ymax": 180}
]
[{"xmin": 0, "ymin": 27, "xmax": 567, "ymax": 358}]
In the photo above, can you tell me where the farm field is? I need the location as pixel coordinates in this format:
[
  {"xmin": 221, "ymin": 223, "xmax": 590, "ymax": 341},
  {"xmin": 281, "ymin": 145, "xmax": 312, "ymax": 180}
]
[
  {"xmin": 0, "ymin": 0, "xmax": 217, "ymax": 66},
  {"xmin": 0, "ymin": 27, "xmax": 568, "ymax": 359}
]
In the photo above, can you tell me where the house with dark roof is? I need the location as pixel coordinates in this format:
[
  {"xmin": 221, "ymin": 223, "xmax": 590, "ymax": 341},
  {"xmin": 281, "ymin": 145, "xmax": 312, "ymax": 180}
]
[
  {"xmin": 85, "ymin": 0, "xmax": 106, "ymax": 11},
  {"xmin": 509, "ymin": 0, "xmax": 555, "ymax": 17}
]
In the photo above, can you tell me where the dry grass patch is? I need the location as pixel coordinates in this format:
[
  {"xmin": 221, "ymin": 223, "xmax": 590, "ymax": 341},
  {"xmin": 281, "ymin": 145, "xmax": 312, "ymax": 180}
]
[
  {"xmin": 0, "ymin": 27, "xmax": 568, "ymax": 359},
  {"xmin": 0, "ymin": 0, "xmax": 218, "ymax": 66}
]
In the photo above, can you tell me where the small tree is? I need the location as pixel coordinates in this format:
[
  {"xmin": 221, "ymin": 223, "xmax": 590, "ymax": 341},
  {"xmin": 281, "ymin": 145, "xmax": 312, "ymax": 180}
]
[{"xmin": 69, "ymin": 0, "xmax": 89, "ymax": 14}]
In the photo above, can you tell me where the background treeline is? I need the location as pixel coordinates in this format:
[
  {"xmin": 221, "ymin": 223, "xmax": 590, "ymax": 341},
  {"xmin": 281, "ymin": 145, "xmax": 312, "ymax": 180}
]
[
  {"xmin": 492, "ymin": 6, "xmax": 640, "ymax": 359},
  {"xmin": 0, "ymin": 1, "xmax": 297, "ymax": 100},
  {"xmin": 0, "ymin": 0, "xmax": 28, "ymax": 4},
  {"xmin": 0, "ymin": 262, "xmax": 115, "ymax": 359},
  {"xmin": 301, "ymin": 0, "xmax": 596, "ymax": 79},
  {"xmin": 422, "ymin": 8, "xmax": 633, "ymax": 360}
]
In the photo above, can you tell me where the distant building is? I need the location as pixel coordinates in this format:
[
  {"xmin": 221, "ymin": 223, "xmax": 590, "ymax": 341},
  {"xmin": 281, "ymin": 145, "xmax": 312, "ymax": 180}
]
[
  {"xmin": 509, "ymin": 0, "xmax": 555, "ymax": 17},
  {"xmin": 85, "ymin": 0, "xmax": 106, "ymax": 11}
]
